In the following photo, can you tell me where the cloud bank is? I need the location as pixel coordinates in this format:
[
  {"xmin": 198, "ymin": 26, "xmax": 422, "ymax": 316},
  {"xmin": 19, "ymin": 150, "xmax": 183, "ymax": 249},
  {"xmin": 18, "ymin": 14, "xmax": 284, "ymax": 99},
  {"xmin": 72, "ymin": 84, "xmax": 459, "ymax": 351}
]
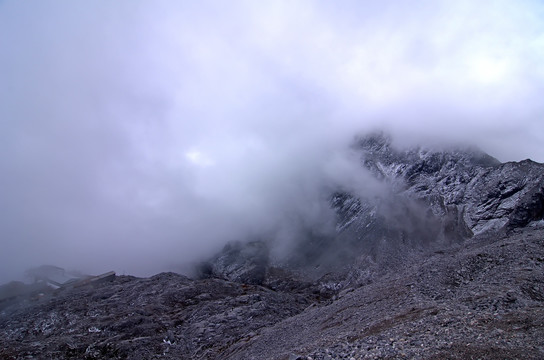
[{"xmin": 1, "ymin": 0, "xmax": 543, "ymax": 282}]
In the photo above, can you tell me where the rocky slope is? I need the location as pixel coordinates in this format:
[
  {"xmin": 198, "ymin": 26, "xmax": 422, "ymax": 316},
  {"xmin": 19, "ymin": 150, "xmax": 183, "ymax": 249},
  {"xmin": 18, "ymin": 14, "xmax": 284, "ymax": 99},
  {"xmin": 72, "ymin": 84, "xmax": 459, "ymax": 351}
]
[
  {"xmin": 326, "ymin": 134, "xmax": 544, "ymax": 269},
  {"xmin": 1, "ymin": 135, "xmax": 543, "ymax": 359},
  {"xmin": 354, "ymin": 134, "xmax": 544, "ymax": 235},
  {"xmin": 0, "ymin": 273, "xmax": 315, "ymax": 359},
  {"xmin": 223, "ymin": 225, "xmax": 544, "ymax": 359}
]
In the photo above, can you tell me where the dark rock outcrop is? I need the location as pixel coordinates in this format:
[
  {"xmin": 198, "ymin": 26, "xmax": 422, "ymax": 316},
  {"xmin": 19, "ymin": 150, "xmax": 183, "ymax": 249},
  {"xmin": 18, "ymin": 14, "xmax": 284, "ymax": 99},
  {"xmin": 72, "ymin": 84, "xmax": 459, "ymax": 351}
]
[{"xmin": 197, "ymin": 241, "xmax": 269, "ymax": 285}]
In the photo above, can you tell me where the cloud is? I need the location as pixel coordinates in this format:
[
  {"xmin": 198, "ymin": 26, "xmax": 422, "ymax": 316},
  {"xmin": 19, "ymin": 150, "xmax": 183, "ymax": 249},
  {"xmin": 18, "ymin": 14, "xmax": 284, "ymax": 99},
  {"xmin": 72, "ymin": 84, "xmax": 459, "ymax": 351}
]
[{"xmin": 0, "ymin": 0, "xmax": 543, "ymax": 282}]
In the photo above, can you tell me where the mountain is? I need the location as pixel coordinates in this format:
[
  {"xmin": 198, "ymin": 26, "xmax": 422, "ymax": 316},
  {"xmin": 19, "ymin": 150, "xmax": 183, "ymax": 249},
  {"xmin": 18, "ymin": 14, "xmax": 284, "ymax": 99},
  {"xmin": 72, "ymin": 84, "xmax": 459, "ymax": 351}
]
[
  {"xmin": 325, "ymin": 134, "xmax": 543, "ymax": 266},
  {"xmin": 353, "ymin": 133, "xmax": 543, "ymax": 235},
  {"xmin": 1, "ymin": 134, "xmax": 543, "ymax": 359}
]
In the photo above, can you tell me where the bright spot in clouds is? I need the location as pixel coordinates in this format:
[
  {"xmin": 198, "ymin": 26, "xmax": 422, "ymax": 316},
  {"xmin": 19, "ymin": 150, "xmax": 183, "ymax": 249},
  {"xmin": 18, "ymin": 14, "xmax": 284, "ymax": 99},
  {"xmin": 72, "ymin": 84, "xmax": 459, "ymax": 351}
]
[
  {"xmin": 468, "ymin": 56, "xmax": 511, "ymax": 84},
  {"xmin": 185, "ymin": 150, "xmax": 214, "ymax": 167}
]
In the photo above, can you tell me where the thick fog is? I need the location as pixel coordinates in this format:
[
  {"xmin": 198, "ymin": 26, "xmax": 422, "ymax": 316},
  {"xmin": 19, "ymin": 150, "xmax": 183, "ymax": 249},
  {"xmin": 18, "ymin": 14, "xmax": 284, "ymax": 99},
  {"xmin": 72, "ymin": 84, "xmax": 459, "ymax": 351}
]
[{"xmin": 1, "ymin": 1, "xmax": 543, "ymax": 283}]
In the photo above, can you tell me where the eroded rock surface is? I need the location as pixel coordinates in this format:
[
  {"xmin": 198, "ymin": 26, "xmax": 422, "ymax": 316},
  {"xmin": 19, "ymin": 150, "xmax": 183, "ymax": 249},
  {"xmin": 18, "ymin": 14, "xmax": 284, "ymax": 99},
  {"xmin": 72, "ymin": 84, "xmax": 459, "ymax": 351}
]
[
  {"xmin": 352, "ymin": 134, "xmax": 544, "ymax": 236},
  {"xmin": 197, "ymin": 241, "xmax": 269, "ymax": 285},
  {"xmin": 0, "ymin": 273, "xmax": 313, "ymax": 359},
  {"xmin": 223, "ymin": 227, "xmax": 544, "ymax": 360}
]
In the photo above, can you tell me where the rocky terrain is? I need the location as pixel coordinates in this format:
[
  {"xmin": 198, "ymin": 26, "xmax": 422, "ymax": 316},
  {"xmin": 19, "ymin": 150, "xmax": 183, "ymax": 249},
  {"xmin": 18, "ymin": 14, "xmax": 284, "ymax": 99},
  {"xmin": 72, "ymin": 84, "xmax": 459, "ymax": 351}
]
[
  {"xmin": 224, "ymin": 225, "xmax": 544, "ymax": 360},
  {"xmin": 1, "ymin": 134, "xmax": 543, "ymax": 359}
]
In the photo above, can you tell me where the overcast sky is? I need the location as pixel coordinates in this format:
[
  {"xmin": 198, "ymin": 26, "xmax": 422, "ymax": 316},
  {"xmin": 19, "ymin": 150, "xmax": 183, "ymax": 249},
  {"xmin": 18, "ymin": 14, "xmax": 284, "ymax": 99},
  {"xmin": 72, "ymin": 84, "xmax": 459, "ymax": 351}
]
[{"xmin": 1, "ymin": 0, "xmax": 543, "ymax": 282}]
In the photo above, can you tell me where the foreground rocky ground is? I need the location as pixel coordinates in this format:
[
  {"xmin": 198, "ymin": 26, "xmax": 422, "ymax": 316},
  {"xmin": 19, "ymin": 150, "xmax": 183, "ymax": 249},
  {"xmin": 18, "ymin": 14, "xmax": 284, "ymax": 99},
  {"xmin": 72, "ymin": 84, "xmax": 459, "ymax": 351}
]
[
  {"xmin": 1, "ymin": 225, "xmax": 543, "ymax": 359},
  {"xmin": 226, "ymin": 226, "xmax": 544, "ymax": 360}
]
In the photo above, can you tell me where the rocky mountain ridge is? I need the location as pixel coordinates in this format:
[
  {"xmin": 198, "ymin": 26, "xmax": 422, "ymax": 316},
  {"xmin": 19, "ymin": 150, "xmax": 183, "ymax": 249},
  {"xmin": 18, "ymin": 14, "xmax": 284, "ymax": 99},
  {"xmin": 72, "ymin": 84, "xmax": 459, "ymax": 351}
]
[
  {"xmin": 1, "ymin": 134, "xmax": 543, "ymax": 359},
  {"xmin": 354, "ymin": 134, "xmax": 544, "ymax": 234},
  {"xmin": 326, "ymin": 135, "xmax": 544, "ymax": 267}
]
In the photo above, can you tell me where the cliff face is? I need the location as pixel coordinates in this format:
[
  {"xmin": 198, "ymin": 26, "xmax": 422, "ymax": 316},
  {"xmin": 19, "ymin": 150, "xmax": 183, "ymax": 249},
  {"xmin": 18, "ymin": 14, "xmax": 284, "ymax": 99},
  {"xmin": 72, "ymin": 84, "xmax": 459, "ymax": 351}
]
[
  {"xmin": 328, "ymin": 134, "xmax": 544, "ymax": 263},
  {"xmin": 1, "ymin": 135, "xmax": 544, "ymax": 359},
  {"xmin": 352, "ymin": 134, "xmax": 544, "ymax": 235},
  {"xmin": 274, "ymin": 134, "xmax": 544, "ymax": 277}
]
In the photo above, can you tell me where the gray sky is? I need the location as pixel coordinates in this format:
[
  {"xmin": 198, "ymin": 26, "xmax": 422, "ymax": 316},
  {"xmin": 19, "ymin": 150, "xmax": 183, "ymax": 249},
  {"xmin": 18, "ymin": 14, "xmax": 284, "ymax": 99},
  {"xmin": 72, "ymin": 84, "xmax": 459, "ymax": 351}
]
[{"xmin": 1, "ymin": 0, "xmax": 543, "ymax": 282}]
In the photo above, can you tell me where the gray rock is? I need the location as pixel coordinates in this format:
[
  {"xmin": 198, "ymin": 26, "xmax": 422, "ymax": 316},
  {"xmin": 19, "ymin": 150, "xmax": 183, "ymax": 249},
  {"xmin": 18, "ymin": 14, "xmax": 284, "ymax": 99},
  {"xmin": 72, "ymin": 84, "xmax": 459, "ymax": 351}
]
[
  {"xmin": 198, "ymin": 240, "xmax": 269, "ymax": 285},
  {"xmin": 328, "ymin": 134, "xmax": 544, "ymax": 267}
]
